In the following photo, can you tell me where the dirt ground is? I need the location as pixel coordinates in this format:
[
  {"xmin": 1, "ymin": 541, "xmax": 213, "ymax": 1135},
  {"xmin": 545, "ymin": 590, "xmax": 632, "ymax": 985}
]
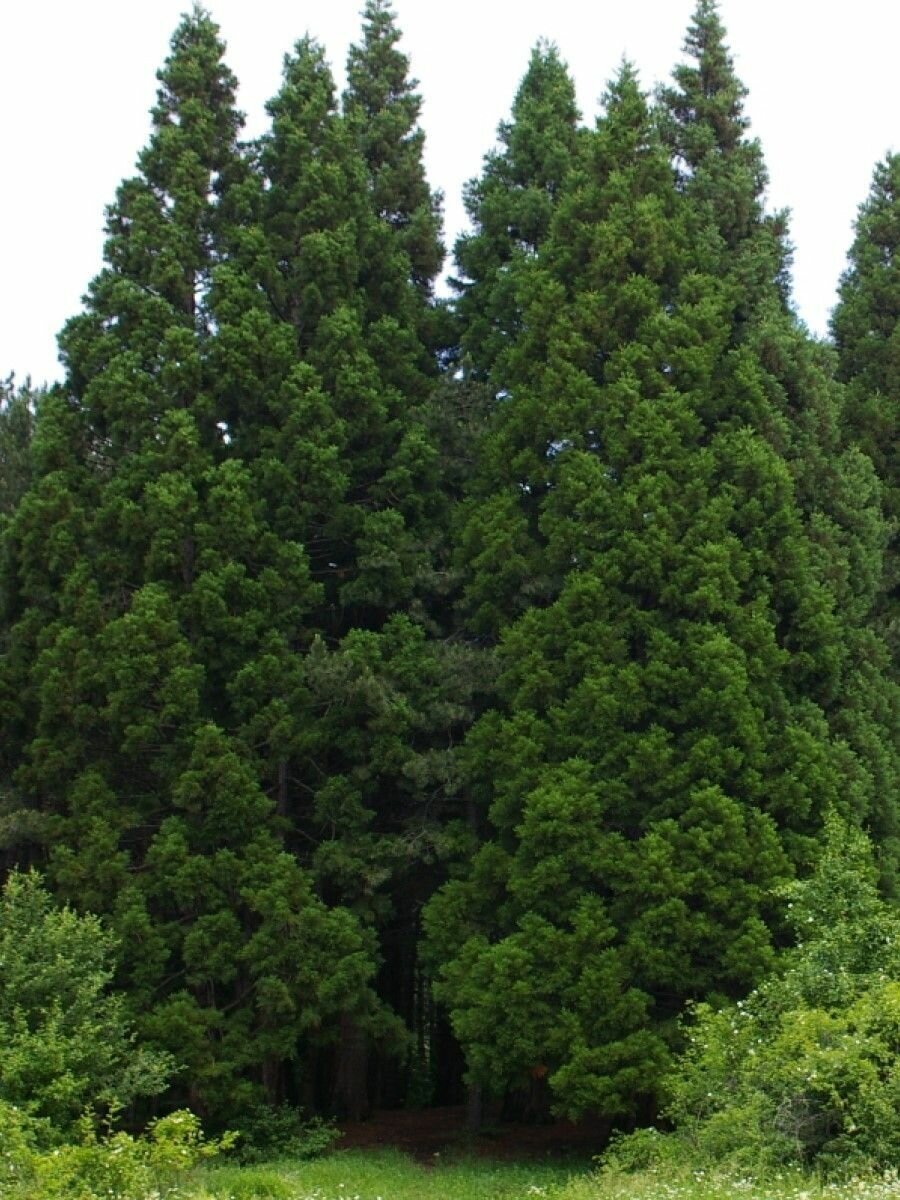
[{"xmin": 339, "ymin": 1105, "xmax": 607, "ymax": 1162}]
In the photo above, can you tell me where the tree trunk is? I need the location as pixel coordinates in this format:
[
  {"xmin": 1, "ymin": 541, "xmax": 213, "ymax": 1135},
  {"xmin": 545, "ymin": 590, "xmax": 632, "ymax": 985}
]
[
  {"xmin": 466, "ymin": 1082, "xmax": 483, "ymax": 1133},
  {"xmin": 332, "ymin": 1012, "xmax": 369, "ymax": 1121}
]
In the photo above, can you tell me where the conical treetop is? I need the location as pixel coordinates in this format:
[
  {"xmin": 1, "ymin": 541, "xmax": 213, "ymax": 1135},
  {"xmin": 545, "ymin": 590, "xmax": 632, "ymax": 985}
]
[
  {"xmin": 660, "ymin": 0, "xmax": 770, "ymax": 253},
  {"xmin": 455, "ymin": 40, "xmax": 582, "ymax": 378},
  {"xmin": 345, "ymin": 0, "xmax": 444, "ymax": 296}
]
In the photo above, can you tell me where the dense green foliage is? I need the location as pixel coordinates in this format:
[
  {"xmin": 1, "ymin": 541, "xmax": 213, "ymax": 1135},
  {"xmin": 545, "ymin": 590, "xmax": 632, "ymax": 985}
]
[
  {"xmin": 424, "ymin": 5, "xmax": 898, "ymax": 1123},
  {"xmin": 833, "ymin": 153, "xmax": 900, "ymax": 660},
  {"xmin": 607, "ymin": 815, "xmax": 900, "ymax": 1175},
  {"xmin": 0, "ymin": 0, "xmax": 897, "ymax": 1157},
  {"xmin": 0, "ymin": 1101, "xmax": 233, "ymax": 1200},
  {"xmin": 0, "ymin": 9, "xmax": 392, "ymax": 1122},
  {"xmin": 454, "ymin": 40, "xmax": 582, "ymax": 378},
  {"xmin": 0, "ymin": 376, "xmax": 38, "ymax": 520},
  {"xmin": 345, "ymin": 0, "xmax": 444, "ymax": 305},
  {"xmin": 0, "ymin": 870, "xmax": 173, "ymax": 1135}
]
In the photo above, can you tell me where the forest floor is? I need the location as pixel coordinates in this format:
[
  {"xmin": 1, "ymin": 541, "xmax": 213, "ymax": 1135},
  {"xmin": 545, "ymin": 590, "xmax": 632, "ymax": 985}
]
[{"xmin": 338, "ymin": 1104, "xmax": 608, "ymax": 1162}]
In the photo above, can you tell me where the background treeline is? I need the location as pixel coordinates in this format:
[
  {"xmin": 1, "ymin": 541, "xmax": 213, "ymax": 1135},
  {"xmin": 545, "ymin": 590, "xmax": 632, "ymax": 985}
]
[{"xmin": 0, "ymin": 0, "xmax": 898, "ymax": 1138}]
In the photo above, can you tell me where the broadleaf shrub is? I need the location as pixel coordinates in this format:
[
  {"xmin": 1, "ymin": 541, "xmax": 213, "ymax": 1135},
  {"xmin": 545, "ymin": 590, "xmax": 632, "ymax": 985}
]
[
  {"xmin": 605, "ymin": 813, "xmax": 900, "ymax": 1176},
  {"xmin": 0, "ymin": 870, "xmax": 174, "ymax": 1136},
  {"xmin": 0, "ymin": 1099, "xmax": 233, "ymax": 1199}
]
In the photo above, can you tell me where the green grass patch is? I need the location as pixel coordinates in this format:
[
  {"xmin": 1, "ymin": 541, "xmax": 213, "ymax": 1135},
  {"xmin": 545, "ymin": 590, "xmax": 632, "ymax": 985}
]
[
  {"xmin": 193, "ymin": 1150, "xmax": 900, "ymax": 1200},
  {"xmin": 198, "ymin": 1148, "xmax": 580, "ymax": 1199}
]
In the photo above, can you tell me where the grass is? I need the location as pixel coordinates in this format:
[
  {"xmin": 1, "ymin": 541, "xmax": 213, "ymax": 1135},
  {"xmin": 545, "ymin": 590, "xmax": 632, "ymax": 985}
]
[
  {"xmin": 189, "ymin": 1150, "xmax": 900, "ymax": 1200},
  {"xmin": 195, "ymin": 1148, "xmax": 580, "ymax": 1199}
]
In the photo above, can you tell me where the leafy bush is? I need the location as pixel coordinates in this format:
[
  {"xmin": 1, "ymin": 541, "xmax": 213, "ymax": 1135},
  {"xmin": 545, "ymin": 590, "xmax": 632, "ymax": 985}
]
[
  {"xmin": 0, "ymin": 1099, "xmax": 233, "ymax": 1199},
  {"xmin": 655, "ymin": 813, "xmax": 900, "ymax": 1175},
  {"xmin": 600, "ymin": 1125, "xmax": 679, "ymax": 1174},
  {"xmin": 0, "ymin": 870, "xmax": 174, "ymax": 1136},
  {"xmin": 232, "ymin": 1101, "xmax": 340, "ymax": 1164}
]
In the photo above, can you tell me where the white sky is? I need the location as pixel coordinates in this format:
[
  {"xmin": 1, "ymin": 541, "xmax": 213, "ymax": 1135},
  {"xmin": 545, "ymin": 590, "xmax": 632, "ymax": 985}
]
[{"xmin": 1, "ymin": 0, "xmax": 897, "ymax": 386}]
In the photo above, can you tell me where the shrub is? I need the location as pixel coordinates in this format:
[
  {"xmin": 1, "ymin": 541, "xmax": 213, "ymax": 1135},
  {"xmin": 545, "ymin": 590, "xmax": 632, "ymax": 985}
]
[
  {"xmin": 0, "ymin": 870, "xmax": 174, "ymax": 1137},
  {"xmin": 658, "ymin": 813, "xmax": 900, "ymax": 1175},
  {"xmin": 0, "ymin": 1099, "xmax": 233, "ymax": 1199},
  {"xmin": 232, "ymin": 1102, "xmax": 340, "ymax": 1164}
]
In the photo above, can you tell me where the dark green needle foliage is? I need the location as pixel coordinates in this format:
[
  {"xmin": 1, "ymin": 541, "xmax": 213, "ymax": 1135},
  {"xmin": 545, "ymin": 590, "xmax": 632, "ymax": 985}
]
[
  {"xmin": 426, "ymin": 63, "xmax": 877, "ymax": 1122},
  {"xmin": 240, "ymin": 33, "xmax": 439, "ymax": 617},
  {"xmin": 0, "ymin": 376, "xmax": 38, "ymax": 521},
  {"xmin": 1, "ymin": 0, "xmax": 898, "ymax": 1140},
  {"xmin": 661, "ymin": 1, "xmax": 899, "ymax": 874},
  {"xmin": 454, "ymin": 41, "xmax": 582, "ymax": 378},
  {"xmin": 833, "ymin": 153, "xmax": 900, "ymax": 656},
  {"xmin": 0, "ymin": 9, "xmax": 387, "ymax": 1123},
  {"xmin": 344, "ymin": 0, "xmax": 444, "ymax": 302},
  {"xmin": 210, "ymin": 29, "xmax": 481, "ymax": 1113},
  {"xmin": 658, "ymin": 0, "xmax": 789, "ymax": 312}
]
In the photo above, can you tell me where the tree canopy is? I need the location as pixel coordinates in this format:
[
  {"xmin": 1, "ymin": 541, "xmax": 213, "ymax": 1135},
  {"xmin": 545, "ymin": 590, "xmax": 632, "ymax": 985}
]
[{"xmin": 0, "ymin": 0, "xmax": 896, "ymax": 1136}]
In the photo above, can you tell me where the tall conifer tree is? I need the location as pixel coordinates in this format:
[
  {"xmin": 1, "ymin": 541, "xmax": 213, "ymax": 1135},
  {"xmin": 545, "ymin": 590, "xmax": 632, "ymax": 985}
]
[
  {"xmin": 658, "ymin": 0, "xmax": 789, "ymax": 311},
  {"xmin": 344, "ymin": 0, "xmax": 444, "ymax": 302},
  {"xmin": 454, "ymin": 42, "xmax": 582, "ymax": 378},
  {"xmin": 427, "ymin": 62, "xmax": 875, "ymax": 1122},
  {"xmin": 832, "ymin": 153, "xmax": 900, "ymax": 658},
  {"xmin": 211, "ymin": 31, "xmax": 480, "ymax": 1114},
  {"xmin": 661, "ymin": 1, "xmax": 899, "ymax": 869},
  {"xmin": 0, "ymin": 377, "xmax": 37, "ymax": 521},
  {"xmin": 0, "ymin": 9, "xmax": 388, "ymax": 1121}
]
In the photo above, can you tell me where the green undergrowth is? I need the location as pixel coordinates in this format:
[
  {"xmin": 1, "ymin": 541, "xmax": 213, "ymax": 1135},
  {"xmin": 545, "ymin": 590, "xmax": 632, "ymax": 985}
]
[
  {"xmin": 191, "ymin": 1151, "xmax": 900, "ymax": 1200},
  {"xmin": 196, "ymin": 1148, "xmax": 579, "ymax": 1199},
  {"xmin": 8, "ymin": 1136, "xmax": 900, "ymax": 1200}
]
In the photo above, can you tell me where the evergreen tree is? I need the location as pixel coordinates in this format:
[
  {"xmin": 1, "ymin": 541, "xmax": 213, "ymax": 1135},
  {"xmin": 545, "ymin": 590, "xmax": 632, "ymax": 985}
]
[
  {"xmin": 454, "ymin": 42, "xmax": 582, "ymax": 378},
  {"xmin": 210, "ymin": 33, "xmax": 481, "ymax": 1114},
  {"xmin": 832, "ymin": 153, "xmax": 900, "ymax": 657},
  {"xmin": 243, "ymin": 34, "xmax": 438, "ymax": 620},
  {"xmin": 658, "ymin": 0, "xmax": 789, "ymax": 310},
  {"xmin": 0, "ymin": 9, "xmax": 387, "ymax": 1122},
  {"xmin": 0, "ymin": 376, "xmax": 37, "ymax": 520},
  {"xmin": 661, "ymin": 1, "xmax": 899, "ymax": 873},
  {"xmin": 427, "ymin": 65, "xmax": 866, "ymax": 1122},
  {"xmin": 344, "ymin": 0, "xmax": 444, "ymax": 302}
]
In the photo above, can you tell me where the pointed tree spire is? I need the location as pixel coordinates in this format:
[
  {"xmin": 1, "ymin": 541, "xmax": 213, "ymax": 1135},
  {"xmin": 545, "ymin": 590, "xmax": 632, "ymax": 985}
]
[
  {"xmin": 0, "ymin": 377, "xmax": 37, "ymax": 520},
  {"xmin": 344, "ymin": 0, "xmax": 444, "ymax": 299},
  {"xmin": 832, "ymin": 152, "xmax": 900, "ymax": 653},
  {"xmin": 659, "ymin": 0, "xmax": 790, "ymax": 297},
  {"xmin": 454, "ymin": 41, "xmax": 582, "ymax": 379},
  {"xmin": 665, "ymin": 0, "xmax": 754, "ymax": 160},
  {"xmin": 663, "ymin": 10, "xmax": 899, "ymax": 862},
  {"xmin": 208, "ymin": 27, "xmax": 478, "ymax": 1116},
  {"xmin": 258, "ymin": 36, "xmax": 365, "ymax": 340},
  {"xmin": 107, "ymin": 4, "xmax": 244, "ymax": 323}
]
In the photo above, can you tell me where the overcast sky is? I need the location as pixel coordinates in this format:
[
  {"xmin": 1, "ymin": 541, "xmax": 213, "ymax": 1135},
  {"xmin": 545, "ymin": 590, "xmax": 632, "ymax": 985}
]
[{"xmin": 2, "ymin": 0, "xmax": 897, "ymax": 386}]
